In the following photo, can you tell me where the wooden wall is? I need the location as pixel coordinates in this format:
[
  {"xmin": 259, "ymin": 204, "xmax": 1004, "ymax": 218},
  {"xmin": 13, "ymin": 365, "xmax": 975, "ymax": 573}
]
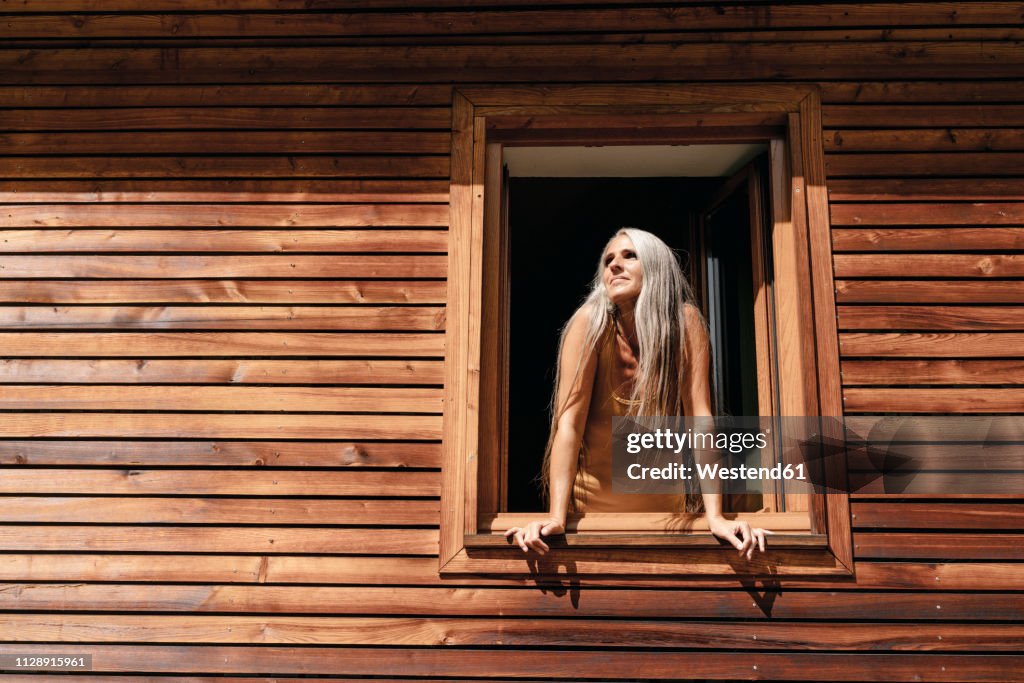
[{"xmin": 1, "ymin": 1, "xmax": 1023, "ymax": 680}]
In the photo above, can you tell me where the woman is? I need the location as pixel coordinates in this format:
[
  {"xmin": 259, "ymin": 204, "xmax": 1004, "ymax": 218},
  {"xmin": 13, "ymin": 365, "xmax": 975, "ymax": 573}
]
[{"xmin": 505, "ymin": 228, "xmax": 770, "ymax": 559}]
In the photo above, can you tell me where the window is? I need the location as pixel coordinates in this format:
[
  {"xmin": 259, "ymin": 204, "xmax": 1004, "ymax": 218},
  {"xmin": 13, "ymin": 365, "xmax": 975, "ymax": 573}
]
[{"xmin": 441, "ymin": 85, "xmax": 851, "ymax": 577}]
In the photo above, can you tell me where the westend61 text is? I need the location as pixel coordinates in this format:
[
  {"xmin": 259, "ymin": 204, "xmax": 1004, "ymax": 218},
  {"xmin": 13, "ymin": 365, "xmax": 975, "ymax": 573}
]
[{"xmin": 627, "ymin": 462, "xmax": 807, "ymax": 482}]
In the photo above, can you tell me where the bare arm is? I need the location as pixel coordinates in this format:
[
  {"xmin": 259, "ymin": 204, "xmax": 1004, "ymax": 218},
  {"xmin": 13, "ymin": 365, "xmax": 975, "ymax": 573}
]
[
  {"xmin": 506, "ymin": 309, "xmax": 597, "ymax": 554},
  {"xmin": 681, "ymin": 303, "xmax": 771, "ymax": 558}
]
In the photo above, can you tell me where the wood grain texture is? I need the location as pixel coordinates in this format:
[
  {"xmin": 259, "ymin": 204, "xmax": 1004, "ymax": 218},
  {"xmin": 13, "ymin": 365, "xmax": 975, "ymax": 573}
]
[
  {"xmin": 841, "ymin": 359, "xmax": 1024, "ymax": 385},
  {"xmin": 0, "ymin": 255, "xmax": 446, "ymax": 278},
  {"xmin": 0, "ymin": 204, "xmax": 448, "ymax": 228},
  {"xmin": 1, "ymin": 554, "xmax": 1021, "ymax": 590},
  {"xmin": 836, "ymin": 280, "xmax": 1024, "ymax": 304},
  {"xmin": 1, "ymin": 131, "xmax": 449, "ymax": 155},
  {"xmin": 0, "ymin": 614, "xmax": 1021, "ymax": 650},
  {"xmin": 0, "ymin": 497, "xmax": 440, "ymax": 525},
  {"xmin": 832, "ymin": 228, "xmax": 1024, "ymax": 252},
  {"xmin": 5, "ymin": 5, "xmax": 1024, "ymax": 38},
  {"xmin": 851, "ymin": 503, "xmax": 1024, "ymax": 530},
  {"xmin": 0, "ymin": 469, "xmax": 439, "ymax": 496},
  {"xmin": 821, "ymin": 81, "xmax": 1024, "ymax": 104},
  {"xmin": 0, "ymin": 645, "xmax": 1021, "ymax": 680},
  {"xmin": 0, "ymin": 107, "xmax": 451, "ymax": 131},
  {"xmin": 824, "ymin": 104, "xmax": 1024, "ymax": 127},
  {"xmin": 840, "ymin": 333, "xmax": 1024, "ymax": 358},
  {"xmin": 826, "ymin": 128, "xmax": 1024, "ymax": 152},
  {"xmin": 0, "ymin": 526, "xmax": 438, "ymax": 555},
  {"xmin": 1, "ymin": 584, "xmax": 1021, "ymax": 619},
  {"xmin": 0, "ymin": 84, "xmax": 453, "ymax": 107},
  {"xmin": 844, "ymin": 387, "xmax": 1024, "ymax": 412},
  {"xmin": 854, "ymin": 533, "xmax": 1024, "ymax": 560},
  {"xmin": 0, "ymin": 280, "xmax": 446, "ymax": 304},
  {"xmin": 0, "ymin": 155, "xmax": 449, "ymax": 179},
  {"xmin": 0, "ymin": 179, "xmax": 450, "ymax": 203},
  {"xmin": 0, "ymin": 413, "xmax": 442, "ymax": 439},
  {"xmin": 832, "ymin": 202, "xmax": 1024, "ymax": 226},
  {"xmin": 0, "ymin": 332, "xmax": 444, "ymax": 357},
  {"xmin": 0, "ymin": 229, "xmax": 448, "ymax": 252},
  {"xmin": 2, "ymin": 43, "xmax": 1022, "ymax": 85},
  {"xmin": 826, "ymin": 152, "xmax": 1024, "ymax": 176},
  {"xmin": 834, "ymin": 254, "xmax": 1024, "ymax": 278},
  {"xmin": 838, "ymin": 306, "xmax": 1024, "ymax": 331},
  {"xmin": 0, "ymin": 359, "xmax": 444, "ymax": 385},
  {"xmin": 0, "ymin": 306, "xmax": 446, "ymax": 331},
  {"xmin": 0, "ymin": 440, "xmax": 441, "ymax": 467},
  {"xmin": 828, "ymin": 178, "xmax": 1024, "ymax": 202},
  {"xmin": 0, "ymin": 385, "xmax": 443, "ymax": 412}
]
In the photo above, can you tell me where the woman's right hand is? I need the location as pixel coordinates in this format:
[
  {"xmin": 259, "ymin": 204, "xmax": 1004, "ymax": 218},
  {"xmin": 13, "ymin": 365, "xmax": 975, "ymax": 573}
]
[{"xmin": 504, "ymin": 519, "xmax": 565, "ymax": 555}]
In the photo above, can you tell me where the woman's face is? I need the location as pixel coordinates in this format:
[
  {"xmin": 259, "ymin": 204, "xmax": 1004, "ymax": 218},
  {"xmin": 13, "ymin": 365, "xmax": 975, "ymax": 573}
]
[{"xmin": 602, "ymin": 234, "xmax": 643, "ymax": 305}]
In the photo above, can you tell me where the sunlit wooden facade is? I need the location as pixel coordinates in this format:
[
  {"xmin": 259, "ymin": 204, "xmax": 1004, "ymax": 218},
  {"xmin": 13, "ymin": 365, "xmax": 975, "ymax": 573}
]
[{"xmin": 1, "ymin": 1, "xmax": 1022, "ymax": 679}]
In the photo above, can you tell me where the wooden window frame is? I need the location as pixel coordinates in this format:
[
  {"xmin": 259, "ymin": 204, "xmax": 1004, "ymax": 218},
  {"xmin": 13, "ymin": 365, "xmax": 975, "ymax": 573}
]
[{"xmin": 441, "ymin": 85, "xmax": 851, "ymax": 577}]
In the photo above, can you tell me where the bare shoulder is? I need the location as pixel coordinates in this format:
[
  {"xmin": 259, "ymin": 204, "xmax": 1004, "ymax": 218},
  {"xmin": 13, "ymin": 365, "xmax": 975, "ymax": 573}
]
[
  {"xmin": 563, "ymin": 304, "xmax": 596, "ymax": 348},
  {"xmin": 682, "ymin": 301, "xmax": 705, "ymax": 327},
  {"xmin": 682, "ymin": 302, "xmax": 710, "ymax": 359}
]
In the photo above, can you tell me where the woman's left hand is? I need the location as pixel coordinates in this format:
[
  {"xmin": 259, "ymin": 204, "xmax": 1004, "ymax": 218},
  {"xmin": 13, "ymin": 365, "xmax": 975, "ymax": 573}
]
[{"xmin": 707, "ymin": 515, "xmax": 773, "ymax": 560}]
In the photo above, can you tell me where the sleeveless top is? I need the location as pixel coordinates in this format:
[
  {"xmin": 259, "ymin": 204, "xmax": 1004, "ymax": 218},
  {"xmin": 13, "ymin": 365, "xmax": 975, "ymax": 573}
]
[{"xmin": 572, "ymin": 324, "xmax": 688, "ymax": 513}]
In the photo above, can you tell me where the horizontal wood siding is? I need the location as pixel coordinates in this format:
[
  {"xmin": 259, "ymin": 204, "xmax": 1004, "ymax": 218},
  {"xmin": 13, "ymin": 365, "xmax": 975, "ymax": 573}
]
[{"xmin": 1, "ymin": 2, "xmax": 1022, "ymax": 681}]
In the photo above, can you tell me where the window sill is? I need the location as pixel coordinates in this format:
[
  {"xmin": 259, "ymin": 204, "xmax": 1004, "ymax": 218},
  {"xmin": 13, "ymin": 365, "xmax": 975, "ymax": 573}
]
[{"xmin": 466, "ymin": 532, "xmax": 826, "ymax": 549}]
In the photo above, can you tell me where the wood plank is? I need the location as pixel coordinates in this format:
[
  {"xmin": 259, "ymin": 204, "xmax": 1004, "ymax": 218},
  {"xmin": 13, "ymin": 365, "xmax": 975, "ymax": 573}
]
[
  {"xmin": 838, "ymin": 306, "xmax": 1024, "ymax": 331},
  {"xmin": 0, "ymin": 469, "xmax": 438, "ymax": 496},
  {"xmin": 0, "ymin": 179, "xmax": 450, "ymax": 203},
  {"xmin": 832, "ymin": 203, "xmax": 1024, "ymax": 226},
  {"xmin": 847, "ymin": 443, "xmax": 1024, "ymax": 471},
  {"xmin": 6, "ymin": 5, "xmax": 1024, "ymax": 38},
  {"xmin": 0, "ymin": 205, "xmax": 448, "ymax": 228},
  {"xmin": 0, "ymin": 229, "xmax": 447, "ymax": 252},
  {"xmin": 844, "ymin": 415, "xmax": 1024, "ymax": 442},
  {"xmin": 0, "ymin": 84, "xmax": 453, "ymax": 107},
  {"xmin": 826, "ymin": 128, "xmax": 1024, "ymax": 152},
  {"xmin": 828, "ymin": 178, "xmax": 1024, "ymax": 202},
  {"xmin": 0, "ymin": 497, "xmax": 439, "ymax": 525},
  {"xmin": 851, "ymin": 503, "xmax": 1024, "ymax": 530},
  {"xmin": 0, "ymin": 156, "xmax": 449, "ymax": 179},
  {"xmin": 0, "ymin": 385, "xmax": 443, "ymax": 412},
  {"xmin": 0, "ymin": 131, "xmax": 449, "ymax": 155},
  {"xmin": 836, "ymin": 280, "xmax": 1024, "ymax": 304},
  {"xmin": 850, "ymin": 477, "xmax": 1024, "ymax": 497},
  {"xmin": 824, "ymin": 105, "xmax": 1024, "ymax": 128},
  {"xmin": 0, "ymin": 107, "xmax": 451, "ymax": 131},
  {"xmin": 2, "ymin": 44, "xmax": 1022, "ymax": 85},
  {"xmin": 1, "ymin": 553, "xmax": 1020, "ymax": 590},
  {"xmin": 0, "ymin": 526, "xmax": 438, "ymax": 555},
  {"xmin": 0, "ymin": 255, "xmax": 445, "ymax": 278},
  {"xmin": 0, "ymin": 306, "xmax": 446, "ymax": 331},
  {"xmin": 842, "ymin": 359, "xmax": 1024, "ymax": 385},
  {"xmin": 821, "ymin": 81, "xmax": 1024, "ymax": 104},
  {"xmin": 0, "ymin": 332, "xmax": 443, "ymax": 357},
  {"xmin": 840, "ymin": 333, "xmax": 1024, "ymax": 358},
  {"xmin": 844, "ymin": 387, "xmax": 1024, "ymax": 412},
  {"xmin": 0, "ymin": 440, "xmax": 441, "ymax": 467},
  {"xmin": 1, "ymin": 584, "xmax": 1020, "ymax": 620},
  {"xmin": 0, "ymin": 413, "xmax": 442, "ymax": 439},
  {"xmin": 832, "ymin": 228, "xmax": 1024, "ymax": 252},
  {"xmin": 0, "ymin": 280, "xmax": 446, "ymax": 304},
  {"xmin": 1, "ymin": 645, "xmax": 1021, "ymax": 681},
  {"xmin": 1, "ymin": 614, "xmax": 1021, "ymax": 650},
  {"xmin": 834, "ymin": 254, "xmax": 1024, "ymax": 278},
  {"xmin": 0, "ymin": 359, "xmax": 444, "ymax": 385},
  {"xmin": 826, "ymin": 152, "xmax": 1024, "ymax": 177},
  {"xmin": 855, "ymin": 533, "xmax": 1024, "ymax": 560}
]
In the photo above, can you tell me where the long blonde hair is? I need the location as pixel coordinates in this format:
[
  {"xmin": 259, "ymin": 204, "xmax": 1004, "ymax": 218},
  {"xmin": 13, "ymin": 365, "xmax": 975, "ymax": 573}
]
[{"xmin": 540, "ymin": 228, "xmax": 703, "ymax": 504}]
